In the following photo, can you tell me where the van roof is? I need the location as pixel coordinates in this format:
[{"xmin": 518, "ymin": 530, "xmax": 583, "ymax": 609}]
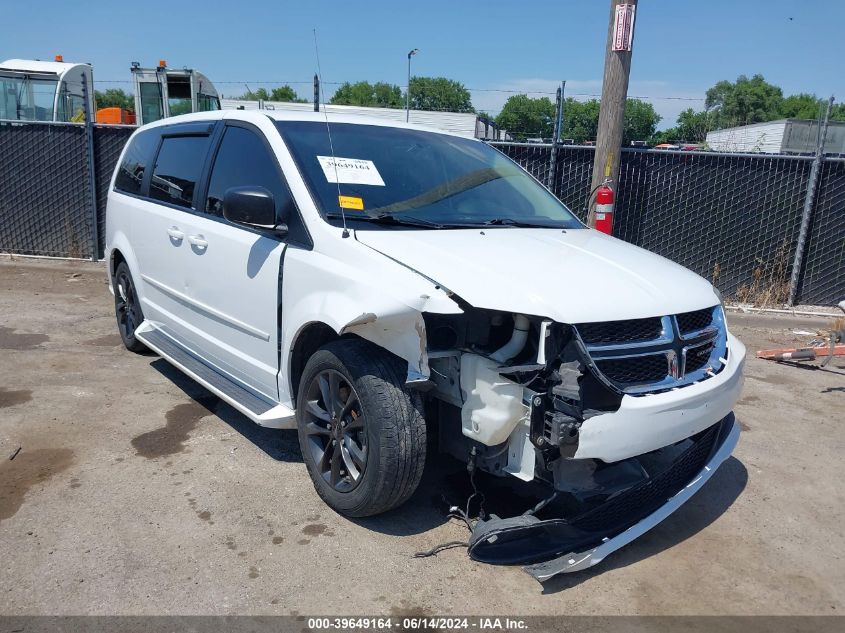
[{"xmin": 140, "ymin": 108, "xmax": 472, "ymax": 139}]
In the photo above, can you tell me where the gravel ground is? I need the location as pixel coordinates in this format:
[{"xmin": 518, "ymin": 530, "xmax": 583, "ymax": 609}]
[{"xmin": 0, "ymin": 256, "xmax": 842, "ymax": 615}]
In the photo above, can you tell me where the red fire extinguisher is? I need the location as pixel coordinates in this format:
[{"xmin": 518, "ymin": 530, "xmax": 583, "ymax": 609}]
[{"xmin": 594, "ymin": 182, "xmax": 614, "ymax": 235}]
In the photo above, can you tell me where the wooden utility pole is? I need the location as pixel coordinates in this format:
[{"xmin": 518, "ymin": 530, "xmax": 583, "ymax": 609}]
[{"xmin": 588, "ymin": 0, "xmax": 638, "ymax": 227}]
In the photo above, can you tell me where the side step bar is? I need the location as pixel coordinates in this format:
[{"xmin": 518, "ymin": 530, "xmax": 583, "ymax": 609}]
[{"xmin": 135, "ymin": 322, "xmax": 296, "ymax": 429}]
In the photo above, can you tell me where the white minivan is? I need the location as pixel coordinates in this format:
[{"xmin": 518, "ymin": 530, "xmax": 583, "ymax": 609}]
[{"xmin": 106, "ymin": 110, "xmax": 745, "ymax": 580}]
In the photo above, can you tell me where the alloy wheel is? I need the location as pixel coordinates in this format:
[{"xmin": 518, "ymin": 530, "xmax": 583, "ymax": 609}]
[
  {"xmin": 303, "ymin": 369, "xmax": 368, "ymax": 492},
  {"xmin": 115, "ymin": 270, "xmax": 141, "ymax": 340}
]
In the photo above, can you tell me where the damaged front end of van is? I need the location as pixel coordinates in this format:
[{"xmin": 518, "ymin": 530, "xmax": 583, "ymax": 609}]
[{"xmin": 416, "ymin": 303, "xmax": 743, "ymax": 581}]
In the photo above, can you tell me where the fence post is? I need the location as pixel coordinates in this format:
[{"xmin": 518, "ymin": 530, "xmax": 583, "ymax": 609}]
[
  {"xmin": 788, "ymin": 96, "xmax": 834, "ymax": 306},
  {"xmin": 81, "ymin": 74, "xmax": 99, "ymax": 261},
  {"xmin": 546, "ymin": 81, "xmax": 565, "ymax": 190}
]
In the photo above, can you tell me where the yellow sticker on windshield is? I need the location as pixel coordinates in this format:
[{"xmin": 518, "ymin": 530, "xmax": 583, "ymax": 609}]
[{"xmin": 338, "ymin": 195, "xmax": 364, "ymax": 210}]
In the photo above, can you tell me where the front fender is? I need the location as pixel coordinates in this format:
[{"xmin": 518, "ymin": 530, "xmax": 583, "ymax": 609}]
[{"xmin": 279, "ymin": 246, "xmax": 461, "ymax": 406}]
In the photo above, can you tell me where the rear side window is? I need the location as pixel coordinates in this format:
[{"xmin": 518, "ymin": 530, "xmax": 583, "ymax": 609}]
[
  {"xmin": 205, "ymin": 126, "xmax": 292, "ymax": 217},
  {"xmin": 114, "ymin": 130, "xmax": 158, "ymax": 195},
  {"xmin": 149, "ymin": 135, "xmax": 210, "ymax": 208}
]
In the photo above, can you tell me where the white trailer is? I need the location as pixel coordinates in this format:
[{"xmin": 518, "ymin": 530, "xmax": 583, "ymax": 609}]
[
  {"xmin": 220, "ymin": 98, "xmax": 507, "ymax": 140},
  {"xmin": 0, "ymin": 57, "xmax": 94, "ymax": 122},
  {"xmin": 706, "ymin": 119, "xmax": 845, "ymax": 154}
]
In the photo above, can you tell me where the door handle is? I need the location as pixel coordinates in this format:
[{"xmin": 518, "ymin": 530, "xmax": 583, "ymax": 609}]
[
  {"xmin": 188, "ymin": 234, "xmax": 208, "ymax": 249},
  {"xmin": 166, "ymin": 227, "xmax": 184, "ymax": 241}
]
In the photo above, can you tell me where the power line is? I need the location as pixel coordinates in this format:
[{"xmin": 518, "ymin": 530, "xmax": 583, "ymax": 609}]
[{"xmin": 94, "ymin": 78, "xmax": 707, "ymax": 101}]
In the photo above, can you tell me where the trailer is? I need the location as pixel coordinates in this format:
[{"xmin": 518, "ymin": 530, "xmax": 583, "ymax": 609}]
[
  {"xmin": 706, "ymin": 119, "xmax": 845, "ymax": 155},
  {"xmin": 220, "ymin": 98, "xmax": 509, "ymax": 140}
]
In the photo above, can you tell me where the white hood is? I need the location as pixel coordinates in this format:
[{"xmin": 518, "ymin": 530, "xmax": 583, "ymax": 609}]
[{"xmin": 355, "ymin": 227, "xmax": 719, "ymax": 323}]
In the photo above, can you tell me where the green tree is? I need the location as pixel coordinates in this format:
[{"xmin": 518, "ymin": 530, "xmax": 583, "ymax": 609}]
[
  {"xmin": 495, "ymin": 94, "xmax": 555, "ymax": 140},
  {"xmin": 623, "ymin": 99, "xmax": 661, "ymax": 143},
  {"xmin": 269, "ymin": 85, "xmax": 306, "ymax": 103},
  {"xmin": 557, "ymin": 98, "xmax": 659, "ymax": 144},
  {"xmin": 705, "ymin": 74, "xmax": 783, "ymax": 127},
  {"xmin": 780, "ymin": 93, "xmax": 825, "ymax": 119},
  {"xmin": 562, "ymin": 98, "xmax": 601, "ymax": 143},
  {"xmin": 239, "ymin": 86, "xmax": 305, "ymax": 102},
  {"xmin": 241, "ymin": 87, "xmax": 270, "ymax": 101},
  {"xmin": 330, "ymin": 81, "xmax": 403, "ymax": 108},
  {"xmin": 662, "ymin": 78, "xmax": 843, "ymax": 142},
  {"xmin": 649, "ymin": 127, "xmax": 680, "ymax": 145},
  {"xmin": 781, "ymin": 96, "xmax": 845, "ymax": 122},
  {"xmin": 408, "ymin": 76, "xmax": 473, "ymax": 113},
  {"xmin": 94, "ymin": 88, "xmax": 134, "ymax": 112},
  {"xmin": 674, "ymin": 108, "xmax": 714, "ymax": 142}
]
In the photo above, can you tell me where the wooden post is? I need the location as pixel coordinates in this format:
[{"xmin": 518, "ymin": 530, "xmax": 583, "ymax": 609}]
[{"xmin": 589, "ymin": 0, "xmax": 638, "ymax": 227}]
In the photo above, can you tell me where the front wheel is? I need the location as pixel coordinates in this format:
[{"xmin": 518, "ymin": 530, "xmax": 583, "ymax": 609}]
[
  {"xmin": 296, "ymin": 339, "xmax": 426, "ymax": 517},
  {"xmin": 113, "ymin": 262, "xmax": 147, "ymax": 353}
]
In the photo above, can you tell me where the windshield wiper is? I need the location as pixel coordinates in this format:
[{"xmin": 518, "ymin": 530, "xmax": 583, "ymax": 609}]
[
  {"xmin": 483, "ymin": 218, "xmax": 559, "ymax": 228},
  {"xmin": 326, "ymin": 212, "xmax": 447, "ymax": 229}
]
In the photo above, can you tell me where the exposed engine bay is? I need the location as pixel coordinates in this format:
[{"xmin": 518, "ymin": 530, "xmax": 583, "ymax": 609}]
[
  {"xmin": 424, "ymin": 310, "xmax": 622, "ymax": 477},
  {"xmin": 415, "ymin": 306, "xmax": 739, "ymax": 581}
]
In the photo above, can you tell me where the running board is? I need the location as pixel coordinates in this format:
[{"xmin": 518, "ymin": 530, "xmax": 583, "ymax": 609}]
[{"xmin": 135, "ymin": 322, "xmax": 296, "ymax": 429}]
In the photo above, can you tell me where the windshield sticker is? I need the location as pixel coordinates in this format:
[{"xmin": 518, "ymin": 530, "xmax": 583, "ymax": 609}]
[
  {"xmin": 338, "ymin": 195, "xmax": 364, "ymax": 210},
  {"xmin": 317, "ymin": 156, "xmax": 385, "ymax": 186}
]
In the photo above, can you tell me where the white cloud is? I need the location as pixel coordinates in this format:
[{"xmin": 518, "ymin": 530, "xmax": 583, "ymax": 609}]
[{"xmin": 471, "ymin": 78, "xmax": 706, "ymax": 130}]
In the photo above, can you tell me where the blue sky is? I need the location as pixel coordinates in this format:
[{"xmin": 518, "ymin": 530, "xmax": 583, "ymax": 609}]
[{"xmin": 4, "ymin": 0, "xmax": 843, "ymax": 129}]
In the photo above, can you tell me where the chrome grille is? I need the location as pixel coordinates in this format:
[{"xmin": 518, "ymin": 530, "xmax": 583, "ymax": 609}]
[
  {"xmin": 576, "ymin": 317, "xmax": 663, "ymax": 345},
  {"xmin": 595, "ymin": 355, "xmax": 668, "ymax": 384},
  {"xmin": 685, "ymin": 342, "xmax": 716, "ymax": 374},
  {"xmin": 574, "ymin": 306, "xmax": 726, "ymax": 395},
  {"xmin": 677, "ymin": 308, "xmax": 714, "ymax": 335}
]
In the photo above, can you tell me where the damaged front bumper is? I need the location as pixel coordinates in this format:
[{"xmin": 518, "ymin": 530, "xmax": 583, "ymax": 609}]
[{"xmin": 468, "ymin": 414, "xmax": 740, "ymax": 582}]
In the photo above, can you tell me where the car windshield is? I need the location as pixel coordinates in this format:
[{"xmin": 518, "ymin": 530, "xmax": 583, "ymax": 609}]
[{"xmin": 275, "ymin": 121, "xmax": 583, "ymax": 229}]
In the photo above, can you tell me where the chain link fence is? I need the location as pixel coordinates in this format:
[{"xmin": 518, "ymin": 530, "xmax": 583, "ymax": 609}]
[
  {"xmin": 1, "ymin": 120, "xmax": 842, "ymax": 305},
  {"xmin": 0, "ymin": 121, "xmax": 134, "ymax": 260},
  {"xmin": 494, "ymin": 142, "xmax": 844, "ymax": 306},
  {"xmin": 92, "ymin": 125, "xmax": 135, "ymax": 257},
  {"xmin": 0, "ymin": 122, "xmax": 94, "ymax": 258},
  {"xmin": 799, "ymin": 159, "xmax": 845, "ymax": 305}
]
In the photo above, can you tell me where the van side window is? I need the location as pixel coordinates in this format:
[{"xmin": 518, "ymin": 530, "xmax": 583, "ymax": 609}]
[
  {"xmin": 114, "ymin": 130, "xmax": 158, "ymax": 195},
  {"xmin": 206, "ymin": 126, "xmax": 293, "ymax": 217},
  {"xmin": 149, "ymin": 135, "xmax": 210, "ymax": 208}
]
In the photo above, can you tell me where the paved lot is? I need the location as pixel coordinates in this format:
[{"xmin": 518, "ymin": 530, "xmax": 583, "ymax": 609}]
[{"xmin": 0, "ymin": 257, "xmax": 842, "ymax": 615}]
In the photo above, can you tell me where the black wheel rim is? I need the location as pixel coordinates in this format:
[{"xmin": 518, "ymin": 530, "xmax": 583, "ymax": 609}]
[
  {"xmin": 303, "ymin": 369, "xmax": 367, "ymax": 492},
  {"xmin": 115, "ymin": 270, "xmax": 140, "ymax": 340}
]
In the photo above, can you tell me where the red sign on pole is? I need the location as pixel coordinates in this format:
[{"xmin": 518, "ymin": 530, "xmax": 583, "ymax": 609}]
[{"xmin": 612, "ymin": 3, "xmax": 636, "ymax": 52}]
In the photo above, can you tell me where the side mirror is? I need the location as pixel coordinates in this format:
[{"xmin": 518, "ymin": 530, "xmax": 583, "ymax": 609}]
[{"xmin": 222, "ymin": 186, "xmax": 288, "ymax": 234}]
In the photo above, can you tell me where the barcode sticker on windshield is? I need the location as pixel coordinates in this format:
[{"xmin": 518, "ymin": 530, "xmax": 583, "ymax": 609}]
[{"xmin": 317, "ymin": 156, "xmax": 385, "ymax": 186}]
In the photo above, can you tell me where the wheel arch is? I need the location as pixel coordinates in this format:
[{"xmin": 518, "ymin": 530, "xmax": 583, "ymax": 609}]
[
  {"xmin": 110, "ymin": 248, "xmax": 126, "ymax": 280},
  {"xmin": 287, "ymin": 317, "xmax": 427, "ymax": 410},
  {"xmin": 288, "ymin": 321, "xmax": 341, "ymax": 408},
  {"xmin": 106, "ymin": 232, "xmax": 141, "ymax": 285}
]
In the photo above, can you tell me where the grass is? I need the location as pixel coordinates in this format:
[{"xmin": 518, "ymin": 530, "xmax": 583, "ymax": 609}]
[{"xmin": 728, "ymin": 239, "xmax": 793, "ymax": 308}]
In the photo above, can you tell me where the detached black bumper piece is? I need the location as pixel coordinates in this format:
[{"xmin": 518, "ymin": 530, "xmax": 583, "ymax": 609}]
[{"xmin": 467, "ymin": 414, "xmax": 739, "ymax": 582}]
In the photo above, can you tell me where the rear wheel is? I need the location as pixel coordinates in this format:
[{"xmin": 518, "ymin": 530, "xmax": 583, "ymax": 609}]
[
  {"xmin": 113, "ymin": 262, "xmax": 147, "ymax": 353},
  {"xmin": 296, "ymin": 339, "xmax": 426, "ymax": 517}
]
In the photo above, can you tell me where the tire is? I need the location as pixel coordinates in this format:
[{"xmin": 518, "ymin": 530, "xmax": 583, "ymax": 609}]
[
  {"xmin": 296, "ymin": 338, "xmax": 426, "ymax": 517},
  {"xmin": 113, "ymin": 261, "xmax": 147, "ymax": 353}
]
